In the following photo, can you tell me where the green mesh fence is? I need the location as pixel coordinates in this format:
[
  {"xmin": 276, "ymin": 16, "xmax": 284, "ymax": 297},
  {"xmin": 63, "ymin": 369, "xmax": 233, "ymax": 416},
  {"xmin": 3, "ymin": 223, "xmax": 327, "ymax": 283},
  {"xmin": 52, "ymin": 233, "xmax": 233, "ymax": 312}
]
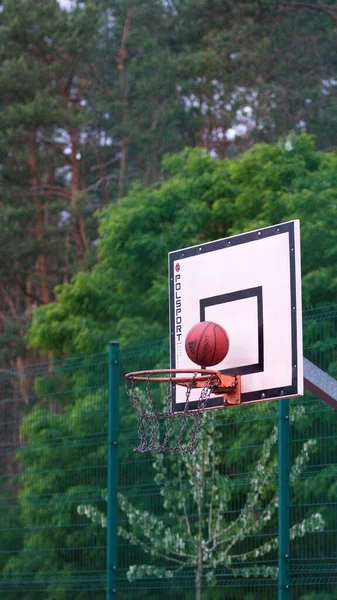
[
  {"xmin": 0, "ymin": 353, "xmax": 109, "ymax": 598},
  {"xmin": 290, "ymin": 305, "xmax": 337, "ymax": 599},
  {"xmin": 0, "ymin": 308, "xmax": 337, "ymax": 599}
]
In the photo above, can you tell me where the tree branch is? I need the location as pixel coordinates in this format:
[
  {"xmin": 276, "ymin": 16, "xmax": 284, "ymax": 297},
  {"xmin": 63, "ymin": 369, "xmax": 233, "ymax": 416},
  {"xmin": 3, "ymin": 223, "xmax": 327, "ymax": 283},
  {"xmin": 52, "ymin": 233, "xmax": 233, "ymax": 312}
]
[
  {"xmin": 211, "ymin": 496, "xmax": 224, "ymax": 552},
  {"xmin": 120, "ymin": 528, "xmax": 193, "ymax": 564},
  {"xmin": 0, "ymin": 286, "xmax": 18, "ymax": 317},
  {"xmin": 278, "ymin": 2, "xmax": 337, "ymax": 25},
  {"xmin": 84, "ymin": 173, "xmax": 118, "ymax": 193},
  {"xmin": 17, "ymin": 186, "xmax": 71, "ymax": 201},
  {"xmin": 116, "ymin": 7, "xmax": 136, "ymax": 76},
  {"xmin": 15, "ymin": 279, "xmax": 44, "ymax": 305},
  {"xmin": 179, "ymin": 466, "xmax": 193, "ymax": 541},
  {"xmin": 208, "ymin": 454, "xmax": 216, "ymax": 541},
  {"xmin": 90, "ymin": 155, "xmax": 121, "ymax": 172}
]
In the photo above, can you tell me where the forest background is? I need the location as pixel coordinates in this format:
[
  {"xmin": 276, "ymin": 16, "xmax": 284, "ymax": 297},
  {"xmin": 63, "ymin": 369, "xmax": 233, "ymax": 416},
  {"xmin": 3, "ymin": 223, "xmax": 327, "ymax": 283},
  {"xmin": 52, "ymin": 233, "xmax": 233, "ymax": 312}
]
[
  {"xmin": 1, "ymin": 0, "xmax": 337, "ymax": 366},
  {"xmin": 1, "ymin": 1, "xmax": 337, "ymax": 598}
]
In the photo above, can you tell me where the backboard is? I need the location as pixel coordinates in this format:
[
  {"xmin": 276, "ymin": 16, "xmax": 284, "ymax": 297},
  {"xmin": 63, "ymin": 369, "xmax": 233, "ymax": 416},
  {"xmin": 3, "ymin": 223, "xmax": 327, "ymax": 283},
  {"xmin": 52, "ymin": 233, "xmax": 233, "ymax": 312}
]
[{"xmin": 169, "ymin": 220, "xmax": 303, "ymax": 411}]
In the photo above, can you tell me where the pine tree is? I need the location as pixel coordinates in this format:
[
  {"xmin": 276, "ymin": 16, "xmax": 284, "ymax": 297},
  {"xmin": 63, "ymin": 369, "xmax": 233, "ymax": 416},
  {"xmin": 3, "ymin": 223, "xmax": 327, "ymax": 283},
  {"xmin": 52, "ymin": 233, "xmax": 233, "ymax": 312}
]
[{"xmin": 0, "ymin": 0, "xmax": 101, "ymax": 364}]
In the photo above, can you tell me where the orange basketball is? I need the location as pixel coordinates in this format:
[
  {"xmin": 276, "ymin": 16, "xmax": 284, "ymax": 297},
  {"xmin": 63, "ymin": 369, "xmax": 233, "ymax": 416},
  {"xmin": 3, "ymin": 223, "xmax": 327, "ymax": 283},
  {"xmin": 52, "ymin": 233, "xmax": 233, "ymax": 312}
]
[{"xmin": 185, "ymin": 321, "xmax": 230, "ymax": 367}]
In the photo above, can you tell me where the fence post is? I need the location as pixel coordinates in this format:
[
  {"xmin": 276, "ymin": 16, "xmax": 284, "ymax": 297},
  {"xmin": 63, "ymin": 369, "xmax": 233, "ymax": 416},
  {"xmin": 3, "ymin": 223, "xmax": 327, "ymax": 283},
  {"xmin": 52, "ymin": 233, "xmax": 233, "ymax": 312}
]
[
  {"xmin": 107, "ymin": 342, "xmax": 120, "ymax": 600},
  {"xmin": 278, "ymin": 398, "xmax": 290, "ymax": 600}
]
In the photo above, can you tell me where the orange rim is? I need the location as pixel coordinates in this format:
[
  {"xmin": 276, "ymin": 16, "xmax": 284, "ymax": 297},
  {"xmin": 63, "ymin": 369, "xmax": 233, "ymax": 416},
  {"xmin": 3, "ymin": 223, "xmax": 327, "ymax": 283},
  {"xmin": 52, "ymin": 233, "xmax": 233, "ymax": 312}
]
[{"xmin": 125, "ymin": 368, "xmax": 219, "ymax": 385}]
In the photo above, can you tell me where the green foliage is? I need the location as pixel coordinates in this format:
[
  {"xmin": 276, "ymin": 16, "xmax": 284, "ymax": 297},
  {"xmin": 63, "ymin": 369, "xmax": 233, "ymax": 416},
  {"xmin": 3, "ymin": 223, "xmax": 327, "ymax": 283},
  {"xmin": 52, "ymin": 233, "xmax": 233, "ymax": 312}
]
[
  {"xmin": 299, "ymin": 594, "xmax": 336, "ymax": 600},
  {"xmin": 1, "ymin": 2, "xmax": 337, "ymax": 597},
  {"xmin": 0, "ymin": 0, "xmax": 102, "ymax": 362},
  {"xmin": 1, "ymin": 0, "xmax": 337, "ymax": 365},
  {"xmin": 77, "ymin": 402, "xmax": 325, "ymax": 597},
  {"xmin": 1, "ymin": 330, "xmax": 336, "ymax": 598},
  {"xmin": 29, "ymin": 135, "xmax": 337, "ymax": 353},
  {"xmin": 2, "ymin": 381, "xmax": 108, "ymax": 599}
]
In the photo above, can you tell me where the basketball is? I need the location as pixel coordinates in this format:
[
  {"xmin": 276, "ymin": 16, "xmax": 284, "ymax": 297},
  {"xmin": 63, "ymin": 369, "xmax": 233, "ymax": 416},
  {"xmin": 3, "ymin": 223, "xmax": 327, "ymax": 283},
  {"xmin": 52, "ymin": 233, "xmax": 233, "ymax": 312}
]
[{"xmin": 185, "ymin": 321, "xmax": 230, "ymax": 367}]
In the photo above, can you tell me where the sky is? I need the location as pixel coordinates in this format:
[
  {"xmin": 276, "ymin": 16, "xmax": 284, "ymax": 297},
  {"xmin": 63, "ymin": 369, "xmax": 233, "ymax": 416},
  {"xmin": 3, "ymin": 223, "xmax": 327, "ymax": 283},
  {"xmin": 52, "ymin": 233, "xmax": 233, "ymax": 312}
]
[{"xmin": 57, "ymin": 0, "xmax": 73, "ymax": 9}]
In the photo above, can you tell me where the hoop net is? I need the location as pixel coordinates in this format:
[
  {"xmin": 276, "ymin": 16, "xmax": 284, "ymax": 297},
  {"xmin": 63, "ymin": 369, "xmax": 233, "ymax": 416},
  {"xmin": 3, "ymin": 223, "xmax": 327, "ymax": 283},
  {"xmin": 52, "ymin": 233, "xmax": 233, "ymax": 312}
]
[{"xmin": 125, "ymin": 369, "xmax": 220, "ymax": 454}]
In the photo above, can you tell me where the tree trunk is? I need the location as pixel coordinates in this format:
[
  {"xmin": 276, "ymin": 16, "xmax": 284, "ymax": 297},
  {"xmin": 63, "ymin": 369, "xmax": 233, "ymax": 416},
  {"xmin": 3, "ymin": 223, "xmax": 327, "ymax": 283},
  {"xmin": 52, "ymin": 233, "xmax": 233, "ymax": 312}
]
[
  {"xmin": 70, "ymin": 129, "xmax": 87, "ymax": 258},
  {"xmin": 116, "ymin": 8, "xmax": 134, "ymax": 197},
  {"xmin": 27, "ymin": 143, "xmax": 51, "ymax": 304},
  {"xmin": 37, "ymin": 254, "xmax": 51, "ymax": 304},
  {"xmin": 118, "ymin": 137, "xmax": 128, "ymax": 197},
  {"xmin": 195, "ymin": 549, "xmax": 203, "ymax": 600}
]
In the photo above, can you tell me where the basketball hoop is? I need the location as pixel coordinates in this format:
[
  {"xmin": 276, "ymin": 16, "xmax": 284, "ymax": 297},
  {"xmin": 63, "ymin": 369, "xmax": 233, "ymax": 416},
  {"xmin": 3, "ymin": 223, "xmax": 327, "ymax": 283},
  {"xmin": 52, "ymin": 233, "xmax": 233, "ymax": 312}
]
[{"xmin": 125, "ymin": 369, "xmax": 241, "ymax": 454}]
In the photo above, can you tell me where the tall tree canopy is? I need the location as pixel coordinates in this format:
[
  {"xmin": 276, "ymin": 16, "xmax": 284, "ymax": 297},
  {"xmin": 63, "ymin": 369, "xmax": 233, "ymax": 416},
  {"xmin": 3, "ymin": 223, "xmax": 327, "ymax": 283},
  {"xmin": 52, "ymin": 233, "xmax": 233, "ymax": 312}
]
[
  {"xmin": 0, "ymin": 0, "xmax": 101, "ymax": 363},
  {"xmin": 29, "ymin": 134, "xmax": 337, "ymax": 354},
  {"xmin": 1, "ymin": 0, "xmax": 337, "ymax": 367}
]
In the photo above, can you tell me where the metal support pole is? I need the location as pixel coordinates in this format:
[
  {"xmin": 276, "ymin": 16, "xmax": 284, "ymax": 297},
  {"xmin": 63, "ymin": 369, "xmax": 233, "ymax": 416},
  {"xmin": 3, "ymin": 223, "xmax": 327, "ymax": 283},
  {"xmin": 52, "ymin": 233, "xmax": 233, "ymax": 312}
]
[
  {"xmin": 304, "ymin": 357, "xmax": 337, "ymax": 410},
  {"xmin": 106, "ymin": 342, "xmax": 120, "ymax": 600},
  {"xmin": 278, "ymin": 398, "xmax": 290, "ymax": 600}
]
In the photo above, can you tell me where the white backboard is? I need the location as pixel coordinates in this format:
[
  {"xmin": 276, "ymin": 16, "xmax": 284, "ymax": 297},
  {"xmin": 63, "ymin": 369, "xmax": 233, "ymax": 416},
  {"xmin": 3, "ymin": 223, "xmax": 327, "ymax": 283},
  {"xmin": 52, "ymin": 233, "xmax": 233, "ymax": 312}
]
[{"xmin": 169, "ymin": 220, "xmax": 303, "ymax": 411}]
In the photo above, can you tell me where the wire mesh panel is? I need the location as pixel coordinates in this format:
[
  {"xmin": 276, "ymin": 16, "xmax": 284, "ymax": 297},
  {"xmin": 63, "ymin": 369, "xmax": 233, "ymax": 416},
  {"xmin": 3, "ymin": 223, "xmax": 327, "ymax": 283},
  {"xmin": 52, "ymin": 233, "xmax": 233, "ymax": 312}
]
[
  {"xmin": 290, "ymin": 393, "xmax": 337, "ymax": 599},
  {"xmin": 290, "ymin": 307, "xmax": 337, "ymax": 599},
  {"xmin": 0, "ymin": 353, "xmax": 109, "ymax": 599},
  {"xmin": 118, "ymin": 310, "xmax": 337, "ymax": 600},
  {"xmin": 0, "ymin": 308, "xmax": 337, "ymax": 599}
]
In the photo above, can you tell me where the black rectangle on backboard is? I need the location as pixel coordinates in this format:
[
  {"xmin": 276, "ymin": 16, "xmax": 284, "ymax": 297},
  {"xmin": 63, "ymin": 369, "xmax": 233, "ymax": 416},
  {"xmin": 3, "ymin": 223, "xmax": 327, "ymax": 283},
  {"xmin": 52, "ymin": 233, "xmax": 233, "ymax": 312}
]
[{"xmin": 200, "ymin": 286, "xmax": 264, "ymax": 375}]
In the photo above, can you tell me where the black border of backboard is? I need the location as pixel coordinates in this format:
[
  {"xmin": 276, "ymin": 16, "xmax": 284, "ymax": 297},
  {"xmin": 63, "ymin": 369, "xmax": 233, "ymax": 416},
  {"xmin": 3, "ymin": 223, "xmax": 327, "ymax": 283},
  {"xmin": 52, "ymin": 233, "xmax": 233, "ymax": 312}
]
[
  {"xmin": 200, "ymin": 286, "xmax": 264, "ymax": 375},
  {"xmin": 169, "ymin": 221, "xmax": 299, "ymax": 411}
]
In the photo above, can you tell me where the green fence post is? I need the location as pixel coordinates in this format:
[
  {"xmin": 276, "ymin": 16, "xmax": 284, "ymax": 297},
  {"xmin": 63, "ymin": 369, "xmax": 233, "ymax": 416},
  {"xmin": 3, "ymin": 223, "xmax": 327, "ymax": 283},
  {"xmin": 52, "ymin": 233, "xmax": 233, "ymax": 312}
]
[
  {"xmin": 278, "ymin": 398, "xmax": 290, "ymax": 600},
  {"xmin": 107, "ymin": 342, "xmax": 120, "ymax": 600}
]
